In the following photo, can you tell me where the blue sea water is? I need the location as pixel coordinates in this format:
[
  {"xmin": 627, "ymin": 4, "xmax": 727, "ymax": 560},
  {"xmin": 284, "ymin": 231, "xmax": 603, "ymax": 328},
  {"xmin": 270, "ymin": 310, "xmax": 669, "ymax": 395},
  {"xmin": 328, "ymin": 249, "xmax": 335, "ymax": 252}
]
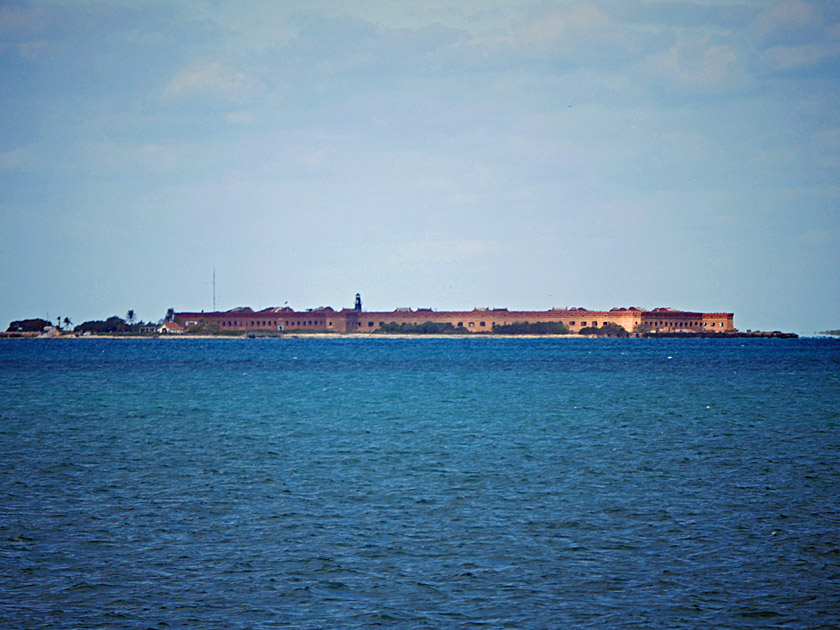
[{"xmin": 0, "ymin": 337, "xmax": 838, "ymax": 629}]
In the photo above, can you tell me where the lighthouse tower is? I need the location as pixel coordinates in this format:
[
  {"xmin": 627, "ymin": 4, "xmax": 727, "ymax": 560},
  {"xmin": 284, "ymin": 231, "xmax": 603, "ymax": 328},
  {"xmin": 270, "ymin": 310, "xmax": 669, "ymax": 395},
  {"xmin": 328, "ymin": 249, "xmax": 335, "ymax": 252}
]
[{"xmin": 354, "ymin": 293, "xmax": 362, "ymax": 312}]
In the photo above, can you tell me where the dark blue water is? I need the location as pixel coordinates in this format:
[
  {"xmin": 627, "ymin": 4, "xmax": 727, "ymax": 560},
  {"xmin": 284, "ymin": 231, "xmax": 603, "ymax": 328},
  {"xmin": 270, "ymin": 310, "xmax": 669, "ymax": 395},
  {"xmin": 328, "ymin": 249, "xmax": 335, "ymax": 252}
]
[{"xmin": 1, "ymin": 337, "xmax": 838, "ymax": 629}]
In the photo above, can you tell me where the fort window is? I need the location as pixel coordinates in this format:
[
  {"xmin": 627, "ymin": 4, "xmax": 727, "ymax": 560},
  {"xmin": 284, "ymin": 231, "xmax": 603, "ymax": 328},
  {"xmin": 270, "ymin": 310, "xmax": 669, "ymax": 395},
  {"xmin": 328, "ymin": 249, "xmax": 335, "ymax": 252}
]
[
  {"xmin": 368, "ymin": 322, "xmax": 374, "ymax": 327},
  {"xmin": 581, "ymin": 321, "xmax": 587, "ymax": 326},
  {"xmin": 570, "ymin": 321, "xmax": 575, "ymax": 326},
  {"xmin": 457, "ymin": 322, "xmax": 463, "ymax": 327},
  {"xmin": 468, "ymin": 322, "xmax": 474, "ymax": 327},
  {"xmin": 480, "ymin": 321, "xmax": 485, "ymax": 327}
]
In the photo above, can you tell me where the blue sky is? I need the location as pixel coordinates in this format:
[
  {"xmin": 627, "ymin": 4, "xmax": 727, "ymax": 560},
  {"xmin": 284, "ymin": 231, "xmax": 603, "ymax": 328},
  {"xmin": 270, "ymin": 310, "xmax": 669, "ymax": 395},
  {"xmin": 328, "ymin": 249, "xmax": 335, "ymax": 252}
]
[{"xmin": 1, "ymin": 0, "xmax": 838, "ymax": 333}]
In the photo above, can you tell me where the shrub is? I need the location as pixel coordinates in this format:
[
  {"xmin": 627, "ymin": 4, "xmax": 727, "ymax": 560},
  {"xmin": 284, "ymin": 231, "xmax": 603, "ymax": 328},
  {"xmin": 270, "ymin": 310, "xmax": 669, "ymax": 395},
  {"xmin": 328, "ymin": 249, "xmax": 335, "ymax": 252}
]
[
  {"xmin": 375, "ymin": 321, "xmax": 457, "ymax": 334},
  {"xmin": 74, "ymin": 316, "xmax": 126, "ymax": 334},
  {"xmin": 6, "ymin": 318, "xmax": 52, "ymax": 332},
  {"xmin": 579, "ymin": 322, "xmax": 628, "ymax": 337},
  {"xmin": 492, "ymin": 322, "xmax": 570, "ymax": 335}
]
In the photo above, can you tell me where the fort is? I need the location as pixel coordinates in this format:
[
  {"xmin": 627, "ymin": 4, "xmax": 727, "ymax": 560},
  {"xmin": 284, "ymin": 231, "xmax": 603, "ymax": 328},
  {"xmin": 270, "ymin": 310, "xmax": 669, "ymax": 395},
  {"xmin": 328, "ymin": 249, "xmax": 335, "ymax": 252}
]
[{"xmin": 173, "ymin": 295, "xmax": 736, "ymax": 335}]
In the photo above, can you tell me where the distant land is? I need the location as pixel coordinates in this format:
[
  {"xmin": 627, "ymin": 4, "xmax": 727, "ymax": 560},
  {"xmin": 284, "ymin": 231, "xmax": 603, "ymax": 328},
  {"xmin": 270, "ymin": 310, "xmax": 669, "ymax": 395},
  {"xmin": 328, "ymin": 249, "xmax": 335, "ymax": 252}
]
[
  {"xmin": 3, "ymin": 296, "xmax": 805, "ymax": 339},
  {"xmin": 2, "ymin": 295, "xmax": 801, "ymax": 339},
  {"xmin": 171, "ymin": 295, "xmax": 737, "ymax": 336},
  {"xmin": 819, "ymin": 330, "xmax": 840, "ymax": 336}
]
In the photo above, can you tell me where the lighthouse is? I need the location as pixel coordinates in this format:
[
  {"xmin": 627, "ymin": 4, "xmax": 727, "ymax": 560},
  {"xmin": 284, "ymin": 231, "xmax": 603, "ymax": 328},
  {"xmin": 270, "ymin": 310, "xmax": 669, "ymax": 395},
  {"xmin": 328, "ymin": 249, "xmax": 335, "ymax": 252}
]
[{"xmin": 354, "ymin": 293, "xmax": 362, "ymax": 312}]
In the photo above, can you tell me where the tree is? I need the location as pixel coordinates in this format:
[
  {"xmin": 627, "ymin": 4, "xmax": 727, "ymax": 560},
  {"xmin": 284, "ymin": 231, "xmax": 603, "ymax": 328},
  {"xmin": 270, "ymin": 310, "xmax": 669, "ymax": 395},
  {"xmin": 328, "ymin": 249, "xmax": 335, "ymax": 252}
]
[
  {"xmin": 579, "ymin": 323, "xmax": 629, "ymax": 337},
  {"xmin": 375, "ymin": 321, "xmax": 457, "ymax": 334},
  {"xmin": 6, "ymin": 318, "xmax": 51, "ymax": 332},
  {"xmin": 126, "ymin": 310, "xmax": 136, "ymax": 326},
  {"xmin": 73, "ymin": 316, "xmax": 127, "ymax": 334},
  {"xmin": 165, "ymin": 308, "xmax": 175, "ymax": 323},
  {"xmin": 492, "ymin": 322, "xmax": 570, "ymax": 335},
  {"xmin": 62, "ymin": 317, "xmax": 72, "ymax": 331}
]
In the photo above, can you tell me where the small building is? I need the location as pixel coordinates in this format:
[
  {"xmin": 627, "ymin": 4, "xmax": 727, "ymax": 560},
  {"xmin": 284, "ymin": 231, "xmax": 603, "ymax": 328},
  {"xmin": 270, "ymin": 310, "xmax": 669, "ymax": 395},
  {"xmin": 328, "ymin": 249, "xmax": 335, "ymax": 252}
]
[{"xmin": 158, "ymin": 321, "xmax": 184, "ymax": 334}]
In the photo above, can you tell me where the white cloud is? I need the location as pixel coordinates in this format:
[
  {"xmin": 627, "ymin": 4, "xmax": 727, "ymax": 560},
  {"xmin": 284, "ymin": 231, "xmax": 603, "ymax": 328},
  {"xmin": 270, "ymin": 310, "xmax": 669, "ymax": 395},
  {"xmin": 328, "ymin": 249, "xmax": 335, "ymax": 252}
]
[
  {"xmin": 467, "ymin": 3, "xmax": 639, "ymax": 64},
  {"xmin": 0, "ymin": 145, "xmax": 40, "ymax": 171},
  {"xmin": 390, "ymin": 235, "xmax": 499, "ymax": 267},
  {"xmin": 225, "ymin": 109, "xmax": 257, "ymax": 125},
  {"xmin": 296, "ymin": 147, "xmax": 330, "ymax": 171},
  {"xmin": 520, "ymin": 4, "xmax": 612, "ymax": 48},
  {"xmin": 752, "ymin": 0, "xmax": 817, "ymax": 43},
  {"xmin": 811, "ymin": 127, "xmax": 840, "ymax": 168},
  {"xmin": 76, "ymin": 141, "xmax": 187, "ymax": 175},
  {"xmin": 162, "ymin": 61, "xmax": 264, "ymax": 104},
  {"xmin": 647, "ymin": 39, "xmax": 740, "ymax": 91},
  {"xmin": 763, "ymin": 42, "xmax": 840, "ymax": 70},
  {"xmin": 0, "ymin": 5, "xmax": 48, "ymax": 36},
  {"xmin": 18, "ymin": 40, "xmax": 47, "ymax": 60}
]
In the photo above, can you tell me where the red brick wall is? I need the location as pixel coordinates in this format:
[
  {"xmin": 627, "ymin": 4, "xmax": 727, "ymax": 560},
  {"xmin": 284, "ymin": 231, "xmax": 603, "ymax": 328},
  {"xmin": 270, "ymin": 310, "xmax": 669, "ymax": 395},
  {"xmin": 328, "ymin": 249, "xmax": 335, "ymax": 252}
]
[{"xmin": 175, "ymin": 306, "xmax": 734, "ymax": 334}]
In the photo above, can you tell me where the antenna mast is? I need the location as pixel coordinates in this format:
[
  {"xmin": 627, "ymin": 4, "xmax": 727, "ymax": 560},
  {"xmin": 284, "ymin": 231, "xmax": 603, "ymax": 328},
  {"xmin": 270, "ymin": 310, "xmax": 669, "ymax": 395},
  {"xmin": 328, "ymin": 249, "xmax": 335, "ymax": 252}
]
[{"xmin": 212, "ymin": 268, "xmax": 216, "ymax": 312}]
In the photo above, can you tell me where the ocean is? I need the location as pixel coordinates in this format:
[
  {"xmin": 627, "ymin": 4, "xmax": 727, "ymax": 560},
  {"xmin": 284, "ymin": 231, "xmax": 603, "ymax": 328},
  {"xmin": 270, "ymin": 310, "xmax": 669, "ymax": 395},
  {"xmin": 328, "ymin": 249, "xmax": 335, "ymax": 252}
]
[{"xmin": 1, "ymin": 337, "xmax": 838, "ymax": 629}]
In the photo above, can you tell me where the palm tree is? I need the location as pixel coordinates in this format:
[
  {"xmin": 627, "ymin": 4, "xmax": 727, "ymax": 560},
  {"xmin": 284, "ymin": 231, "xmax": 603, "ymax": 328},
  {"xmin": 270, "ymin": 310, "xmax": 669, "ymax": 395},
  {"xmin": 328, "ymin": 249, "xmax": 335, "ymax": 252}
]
[
  {"xmin": 63, "ymin": 317, "xmax": 72, "ymax": 331},
  {"xmin": 126, "ymin": 310, "xmax": 136, "ymax": 327}
]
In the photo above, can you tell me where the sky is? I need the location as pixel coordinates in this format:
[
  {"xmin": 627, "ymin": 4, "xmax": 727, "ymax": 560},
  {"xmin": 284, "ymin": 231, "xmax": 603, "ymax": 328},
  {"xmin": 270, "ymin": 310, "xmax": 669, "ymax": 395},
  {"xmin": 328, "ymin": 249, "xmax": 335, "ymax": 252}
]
[{"xmin": 1, "ymin": 0, "xmax": 838, "ymax": 334}]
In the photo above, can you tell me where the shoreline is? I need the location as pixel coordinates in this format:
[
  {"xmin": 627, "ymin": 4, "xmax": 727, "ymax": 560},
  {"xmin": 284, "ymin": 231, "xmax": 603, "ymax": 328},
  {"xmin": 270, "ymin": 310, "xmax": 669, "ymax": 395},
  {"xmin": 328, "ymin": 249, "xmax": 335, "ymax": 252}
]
[{"xmin": 1, "ymin": 331, "xmax": 801, "ymax": 340}]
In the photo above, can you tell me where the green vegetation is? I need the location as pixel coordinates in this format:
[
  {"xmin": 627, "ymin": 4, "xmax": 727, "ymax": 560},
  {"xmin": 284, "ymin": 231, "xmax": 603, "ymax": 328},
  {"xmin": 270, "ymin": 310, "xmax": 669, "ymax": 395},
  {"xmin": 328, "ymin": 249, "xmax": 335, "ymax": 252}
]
[
  {"xmin": 74, "ymin": 316, "xmax": 127, "ymax": 334},
  {"xmin": 6, "ymin": 318, "xmax": 52, "ymax": 332},
  {"xmin": 374, "ymin": 322, "xmax": 465, "ymax": 334},
  {"xmin": 491, "ymin": 322, "xmax": 570, "ymax": 335},
  {"xmin": 185, "ymin": 319, "xmax": 210, "ymax": 333},
  {"xmin": 579, "ymin": 322, "xmax": 629, "ymax": 337}
]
